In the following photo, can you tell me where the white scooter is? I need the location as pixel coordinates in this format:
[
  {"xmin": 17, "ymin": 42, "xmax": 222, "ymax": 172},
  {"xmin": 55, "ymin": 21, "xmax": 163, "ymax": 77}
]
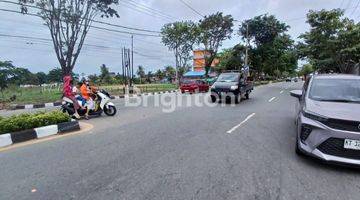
[{"xmin": 61, "ymin": 90, "xmax": 117, "ymax": 118}]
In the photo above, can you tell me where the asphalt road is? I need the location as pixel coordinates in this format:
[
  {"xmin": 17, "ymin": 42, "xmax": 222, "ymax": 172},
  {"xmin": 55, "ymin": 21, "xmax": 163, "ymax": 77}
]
[{"xmin": 1, "ymin": 82, "xmax": 360, "ymax": 200}]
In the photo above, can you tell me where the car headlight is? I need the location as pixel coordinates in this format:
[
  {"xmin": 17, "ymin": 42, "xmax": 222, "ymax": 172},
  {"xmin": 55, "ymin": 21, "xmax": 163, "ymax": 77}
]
[
  {"xmin": 230, "ymin": 85, "xmax": 238, "ymax": 90},
  {"xmin": 302, "ymin": 109, "xmax": 328, "ymax": 122}
]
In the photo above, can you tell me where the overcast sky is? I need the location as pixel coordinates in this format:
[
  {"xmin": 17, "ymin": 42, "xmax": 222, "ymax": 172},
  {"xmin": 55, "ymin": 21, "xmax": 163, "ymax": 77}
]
[{"xmin": 0, "ymin": 0, "xmax": 358, "ymax": 75}]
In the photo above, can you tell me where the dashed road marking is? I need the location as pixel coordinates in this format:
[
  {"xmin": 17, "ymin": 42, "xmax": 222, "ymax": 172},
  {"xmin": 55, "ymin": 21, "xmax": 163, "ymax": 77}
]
[
  {"xmin": 268, "ymin": 97, "xmax": 276, "ymax": 102},
  {"xmin": 280, "ymin": 90, "xmax": 284, "ymax": 94},
  {"xmin": 226, "ymin": 113, "xmax": 256, "ymax": 134}
]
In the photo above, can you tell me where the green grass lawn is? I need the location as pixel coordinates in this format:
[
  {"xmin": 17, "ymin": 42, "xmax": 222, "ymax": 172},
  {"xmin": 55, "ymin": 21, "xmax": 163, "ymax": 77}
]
[
  {"xmin": 0, "ymin": 86, "xmax": 62, "ymax": 105},
  {"xmin": 98, "ymin": 84, "xmax": 178, "ymax": 96},
  {"xmin": 0, "ymin": 84, "xmax": 178, "ymax": 106}
]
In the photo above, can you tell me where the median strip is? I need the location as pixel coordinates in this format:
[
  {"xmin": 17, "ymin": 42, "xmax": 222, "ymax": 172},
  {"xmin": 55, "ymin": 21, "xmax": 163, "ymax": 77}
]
[
  {"xmin": 226, "ymin": 113, "xmax": 256, "ymax": 134},
  {"xmin": 0, "ymin": 121, "xmax": 80, "ymax": 148}
]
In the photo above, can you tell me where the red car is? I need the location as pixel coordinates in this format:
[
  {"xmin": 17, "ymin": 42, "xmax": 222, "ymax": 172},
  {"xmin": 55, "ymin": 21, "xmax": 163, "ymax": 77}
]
[{"xmin": 180, "ymin": 79, "xmax": 209, "ymax": 93}]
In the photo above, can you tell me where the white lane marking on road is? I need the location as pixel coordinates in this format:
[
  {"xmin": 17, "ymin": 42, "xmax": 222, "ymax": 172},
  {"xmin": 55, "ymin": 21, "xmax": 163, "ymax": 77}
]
[
  {"xmin": 280, "ymin": 90, "xmax": 284, "ymax": 94},
  {"xmin": 226, "ymin": 113, "xmax": 256, "ymax": 134},
  {"xmin": 268, "ymin": 97, "xmax": 276, "ymax": 102}
]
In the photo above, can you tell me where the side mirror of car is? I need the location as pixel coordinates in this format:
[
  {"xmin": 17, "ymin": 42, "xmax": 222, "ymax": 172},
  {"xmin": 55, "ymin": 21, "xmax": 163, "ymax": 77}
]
[{"xmin": 290, "ymin": 90, "xmax": 302, "ymax": 100}]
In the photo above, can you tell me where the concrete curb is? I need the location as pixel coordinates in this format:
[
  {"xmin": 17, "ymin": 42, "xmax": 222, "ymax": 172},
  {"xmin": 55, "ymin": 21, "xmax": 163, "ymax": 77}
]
[
  {"xmin": 108, "ymin": 90, "xmax": 179, "ymax": 100},
  {"xmin": 10, "ymin": 101, "xmax": 62, "ymax": 110},
  {"xmin": 8, "ymin": 90, "xmax": 180, "ymax": 110},
  {"xmin": 0, "ymin": 121, "xmax": 80, "ymax": 148}
]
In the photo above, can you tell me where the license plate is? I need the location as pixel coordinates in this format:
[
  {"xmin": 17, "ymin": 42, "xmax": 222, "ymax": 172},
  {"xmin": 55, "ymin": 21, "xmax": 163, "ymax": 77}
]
[
  {"xmin": 220, "ymin": 92, "xmax": 227, "ymax": 96},
  {"xmin": 344, "ymin": 139, "xmax": 360, "ymax": 150}
]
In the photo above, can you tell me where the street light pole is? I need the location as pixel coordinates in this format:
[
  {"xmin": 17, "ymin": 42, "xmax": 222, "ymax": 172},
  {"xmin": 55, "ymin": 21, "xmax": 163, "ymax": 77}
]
[{"xmin": 245, "ymin": 23, "xmax": 249, "ymax": 68}]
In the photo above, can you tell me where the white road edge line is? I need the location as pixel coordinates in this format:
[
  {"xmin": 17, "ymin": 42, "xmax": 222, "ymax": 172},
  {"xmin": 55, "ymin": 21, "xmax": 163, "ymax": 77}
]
[
  {"xmin": 268, "ymin": 97, "xmax": 276, "ymax": 102},
  {"xmin": 226, "ymin": 113, "xmax": 256, "ymax": 134},
  {"xmin": 280, "ymin": 90, "xmax": 284, "ymax": 94}
]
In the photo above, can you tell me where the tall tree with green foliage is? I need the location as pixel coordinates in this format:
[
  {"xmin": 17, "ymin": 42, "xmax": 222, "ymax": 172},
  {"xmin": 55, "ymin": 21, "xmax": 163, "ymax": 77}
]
[
  {"xmin": 161, "ymin": 21, "xmax": 199, "ymax": 81},
  {"xmin": 0, "ymin": 61, "xmax": 15, "ymax": 96},
  {"xmin": 19, "ymin": 0, "xmax": 119, "ymax": 76},
  {"xmin": 298, "ymin": 9, "xmax": 360, "ymax": 73},
  {"xmin": 216, "ymin": 44, "xmax": 246, "ymax": 72},
  {"xmin": 36, "ymin": 72, "xmax": 48, "ymax": 85},
  {"xmin": 198, "ymin": 12, "xmax": 234, "ymax": 76},
  {"xmin": 47, "ymin": 68, "xmax": 63, "ymax": 83},
  {"xmin": 298, "ymin": 64, "xmax": 314, "ymax": 79},
  {"xmin": 239, "ymin": 15, "xmax": 296, "ymax": 77},
  {"xmin": 136, "ymin": 65, "xmax": 146, "ymax": 84},
  {"xmin": 99, "ymin": 64, "xmax": 111, "ymax": 84},
  {"xmin": 164, "ymin": 66, "xmax": 176, "ymax": 81}
]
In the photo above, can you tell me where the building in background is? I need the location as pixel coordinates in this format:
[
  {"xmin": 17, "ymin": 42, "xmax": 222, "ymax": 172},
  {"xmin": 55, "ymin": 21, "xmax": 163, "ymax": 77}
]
[{"xmin": 193, "ymin": 50, "xmax": 219, "ymax": 72}]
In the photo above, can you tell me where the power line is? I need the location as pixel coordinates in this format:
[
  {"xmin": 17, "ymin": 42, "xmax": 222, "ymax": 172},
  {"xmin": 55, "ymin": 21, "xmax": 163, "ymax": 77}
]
[
  {"xmin": 117, "ymin": 1, "xmax": 172, "ymax": 22},
  {"xmin": 0, "ymin": 8, "xmax": 161, "ymax": 37},
  {"xmin": 120, "ymin": 0, "xmax": 177, "ymax": 20},
  {"xmin": 344, "ymin": 0, "xmax": 353, "ymax": 13},
  {"xmin": 0, "ymin": 0, "xmax": 161, "ymax": 34},
  {"xmin": 339, "ymin": 0, "xmax": 346, "ymax": 8},
  {"xmin": 349, "ymin": 0, "xmax": 360, "ymax": 17},
  {"xmin": 178, "ymin": 0, "xmax": 204, "ymax": 18}
]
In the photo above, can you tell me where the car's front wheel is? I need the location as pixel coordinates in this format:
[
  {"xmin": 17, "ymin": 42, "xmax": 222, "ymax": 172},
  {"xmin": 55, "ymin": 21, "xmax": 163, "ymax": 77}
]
[{"xmin": 210, "ymin": 95, "xmax": 217, "ymax": 103}]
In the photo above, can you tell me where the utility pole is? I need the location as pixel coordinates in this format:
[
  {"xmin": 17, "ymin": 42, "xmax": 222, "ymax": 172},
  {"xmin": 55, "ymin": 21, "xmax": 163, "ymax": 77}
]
[
  {"xmin": 175, "ymin": 47, "xmax": 179, "ymax": 85},
  {"xmin": 245, "ymin": 23, "xmax": 249, "ymax": 68},
  {"xmin": 131, "ymin": 35, "xmax": 134, "ymax": 88}
]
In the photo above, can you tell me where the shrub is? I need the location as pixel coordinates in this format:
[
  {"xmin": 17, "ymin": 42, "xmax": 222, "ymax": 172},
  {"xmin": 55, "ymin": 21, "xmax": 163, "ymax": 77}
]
[{"xmin": 0, "ymin": 111, "xmax": 70, "ymax": 134}]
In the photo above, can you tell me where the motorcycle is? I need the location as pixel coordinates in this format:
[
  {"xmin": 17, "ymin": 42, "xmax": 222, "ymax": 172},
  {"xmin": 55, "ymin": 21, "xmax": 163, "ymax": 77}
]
[{"xmin": 61, "ymin": 90, "xmax": 117, "ymax": 118}]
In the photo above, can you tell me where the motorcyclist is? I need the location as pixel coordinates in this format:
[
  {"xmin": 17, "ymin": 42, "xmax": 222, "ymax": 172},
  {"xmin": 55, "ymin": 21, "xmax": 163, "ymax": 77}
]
[
  {"xmin": 80, "ymin": 79, "xmax": 95, "ymax": 119},
  {"xmin": 63, "ymin": 76, "xmax": 82, "ymax": 119},
  {"xmin": 73, "ymin": 82, "xmax": 86, "ymax": 106}
]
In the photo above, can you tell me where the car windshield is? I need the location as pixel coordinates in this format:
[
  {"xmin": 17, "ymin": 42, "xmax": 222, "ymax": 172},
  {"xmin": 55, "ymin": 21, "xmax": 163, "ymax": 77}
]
[
  {"xmin": 309, "ymin": 78, "xmax": 360, "ymax": 103},
  {"xmin": 181, "ymin": 79, "xmax": 195, "ymax": 84},
  {"xmin": 217, "ymin": 74, "xmax": 239, "ymax": 82}
]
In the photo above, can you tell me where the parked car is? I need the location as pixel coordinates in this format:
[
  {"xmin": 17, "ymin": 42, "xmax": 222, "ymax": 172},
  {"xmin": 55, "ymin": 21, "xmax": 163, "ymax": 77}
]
[
  {"xmin": 290, "ymin": 74, "xmax": 360, "ymax": 166},
  {"xmin": 286, "ymin": 77, "xmax": 292, "ymax": 82},
  {"xmin": 180, "ymin": 79, "xmax": 209, "ymax": 94},
  {"xmin": 210, "ymin": 72, "xmax": 253, "ymax": 103}
]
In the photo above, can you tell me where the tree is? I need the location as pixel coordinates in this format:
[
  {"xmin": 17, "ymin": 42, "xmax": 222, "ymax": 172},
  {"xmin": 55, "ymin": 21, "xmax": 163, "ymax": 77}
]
[
  {"xmin": 198, "ymin": 12, "xmax": 234, "ymax": 76},
  {"xmin": 19, "ymin": 0, "xmax": 119, "ymax": 76},
  {"xmin": 136, "ymin": 65, "xmax": 146, "ymax": 83},
  {"xmin": 0, "ymin": 61, "xmax": 15, "ymax": 96},
  {"xmin": 239, "ymin": 15, "xmax": 296, "ymax": 77},
  {"xmin": 146, "ymin": 71, "xmax": 153, "ymax": 83},
  {"xmin": 298, "ymin": 9, "xmax": 360, "ymax": 73},
  {"xmin": 99, "ymin": 64, "xmax": 111, "ymax": 84},
  {"xmin": 298, "ymin": 64, "xmax": 314, "ymax": 79},
  {"xmin": 88, "ymin": 74, "xmax": 99, "ymax": 84},
  {"xmin": 216, "ymin": 44, "xmax": 246, "ymax": 72},
  {"xmin": 36, "ymin": 72, "xmax": 48, "ymax": 85},
  {"xmin": 164, "ymin": 66, "xmax": 176, "ymax": 81},
  {"xmin": 9, "ymin": 67, "xmax": 36, "ymax": 85},
  {"xmin": 239, "ymin": 15, "xmax": 289, "ymax": 45},
  {"xmin": 178, "ymin": 65, "xmax": 191, "ymax": 78},
  {"xmin": 161, "ymin": 21, "xmax": 199, "ymax": 81},
  {"xmin": 155, "ymin": 69, "xmax": 165, "ymax": 81},
  {"xmin": 48, "ymin": 68, "xmax": 63, "ymax": 83}
]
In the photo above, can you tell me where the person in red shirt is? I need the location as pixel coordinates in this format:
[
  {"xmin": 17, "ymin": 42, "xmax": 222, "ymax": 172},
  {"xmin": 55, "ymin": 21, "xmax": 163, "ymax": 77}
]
[{"xmin": 63, "ymin": 75, "xmax": 81, "ymax": 119}]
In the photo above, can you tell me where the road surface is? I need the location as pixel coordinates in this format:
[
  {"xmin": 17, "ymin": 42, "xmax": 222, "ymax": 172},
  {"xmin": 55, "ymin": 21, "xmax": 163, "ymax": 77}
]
[{"xmin": 1, "ymin": 82, "xmax": 360, "ymax": 200}]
